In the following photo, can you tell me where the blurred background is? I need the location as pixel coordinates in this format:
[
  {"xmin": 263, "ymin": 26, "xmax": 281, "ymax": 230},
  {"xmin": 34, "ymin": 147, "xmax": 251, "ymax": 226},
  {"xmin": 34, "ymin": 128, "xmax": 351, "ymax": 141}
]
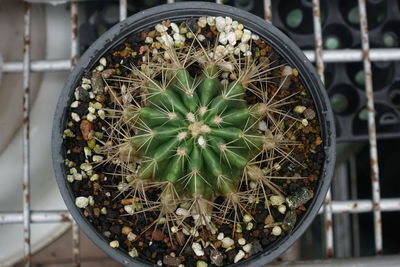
[{"xmin": 1, "ymin": 0, "xmax": 400, "ymax": 266}]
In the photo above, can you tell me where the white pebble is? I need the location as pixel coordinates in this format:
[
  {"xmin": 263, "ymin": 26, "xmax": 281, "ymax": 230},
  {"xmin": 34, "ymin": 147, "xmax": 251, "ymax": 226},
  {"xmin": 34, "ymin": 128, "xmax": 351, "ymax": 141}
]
[
  {"xmin": 225, "ymin": 16, "xmax": 233, "ymax": 25},
  {"xmin": 272, "ymin": 226, "xmax": 282, "ymax": 236},
  {"xmin": 197, "ymin": 34, "xmax": 205, "ymax": 41},
  {"xmin": 226, "ymin": 31, "xmax": 237, "ymax": 46},
  {"xmin": 243, "ymin": 214, "xmax": 253, "ymax": 223},
  {"xmin": 161, "ymin": 34, "xmax": 174, "ymax": 47},
  {"xmin": 81, "ymin": 84, "xmax": 91, "ymax": 90},
  {"xmin": 176, "ymin": 208, "xmax": 190, "ymax": 217},
  {"xmin": 99, "ymin": 57, "xmax": 107, "ymax": 66},
  {"xmin": 98, "ymin": 109, "xmax": 106, "ymax": 120},
  {"xmin": 224, "ymin": 25, "xmax": 232, "ymax": 33},
  {"xmin": 87, "ymin": 113, "xmax": 96, "ymax": 122},
  {"xmin": 278, "ymin": 204, "xmax": 287, "ymax": 214},
  {"xmin": 270, "ymin": 195, "xmax": 285, "ymax": 206},
  {"xmin": 75, "ymin": 196, "xmax": 88, "ymax": 208},
  {"xmin": 129, "ymin": 248, "xmax": 138, "ymax": 257},
  {"xmin": 145, "ymin": 37, "xmax": 153, "ymax": 44},
  {"xmin": 124, "ymin": 205, "xmax": 134, "ymax": 215},
  {"xmin": 198, "ymin": 17, "xmax": 207, "ymax": 27},
  {"xmin": 243, "ymin": 243, "xmax": 252, "ymax": 253},
  {"xmin": 101, "ymin": 207, "xmax": 107, "ymax": 215},
  {"xmin": 92, "ymin": 155, "xmax": 103, "ymax": 162},
  {"xmin": 127, "ymin": 232, "xmax": 137, "ymax": 241},
  {"xmin": 234, "ymin": 250, "xmax": 245, "ymax": 263},
  {"xmin": 171, "ymin": 226, "xmax": 178, "ymax": 233},
  {"xmin": 238, "ymin": 43, "xmax": 249, "ymax": 53},
  {"xmin": 218, "ymin": 61, "xmax": 234, "ymax": 72},
  {"xmin": 71, "ymin": 112, "xmax": 80, "ymax": 122},
  {"xmin": 217, "ymin": 232, "xmax": 224, "ymax": 240},
  {"xmin": 215, "ymin": 16, "xmax": 226, "ymax": 32},
  {"xmin": 170, "ymin": 22, "xmax": 179, "ymax": 33},
  {"xmin": 221, "ymin": 237, "xmax": 234, "ymax": 248},
  {"xmin": 238, "ymin": 238, "xmax": 246, "ymax": 245},
  {"xmin": 218, "ymin": 32, "xmax": 228, "ymax": 45},
  {"xmin": 251, "ymin": 34, "xmax": 260, "ymax": 40},
  {"xmin": 282, "ymin": 65, "xmax": 293, "ymax": 76},
  {"xmin": 232, "ymin": 21, "xmax": 238, "ymax": 29},
  {"xmin": 192, "ymin": 242, "xmax": 204, "ymax": 256},
  {"xmin": 258, "ymin": 120, "xmax": 268, "ymax": 131},
  {"xmin": 88, "ymin": 195, "xmax": 94, "ymax": 206},
  {"xmin": 302, "ymin": 119, "xmax": 309, "ymax": 126},
  {"xmin": 294, "ymin": 105, "xmax": 307, "ymax": 114},
  {"xmin": 70, "ymin": 101, "xmax": 79, "ymax": 108},
  {"xmin": 96, "ymin": 65, "xmax": 104, "ymax": 72},
  {"xmin": 155, "ymin": 23, "xmax": 168, "ymax": 33},
  {"xmin": 109, "ymin": 240, "xmax": 119, "ymax": 248},
  {"xmin": 207, "ymin": 16, "xmax": 215, "ymax": 26},
  {"xmin": 157, "ymin": 260, "xmax": 162, "ymax": 266},
  {"xmin": 241, "ymin": 29, "xmax": 252, "ymax": 43},
  {"xmin": 88, "ymin": 106, "xmax": 96, "ymax": 114}
]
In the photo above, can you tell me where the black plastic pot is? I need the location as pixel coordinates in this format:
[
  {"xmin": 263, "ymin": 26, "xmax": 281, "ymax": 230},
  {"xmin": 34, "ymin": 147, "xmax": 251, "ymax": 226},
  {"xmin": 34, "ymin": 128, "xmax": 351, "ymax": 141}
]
[{"xmin": 52, "ymin": 2, "xmax": 336, "ymax": 266}]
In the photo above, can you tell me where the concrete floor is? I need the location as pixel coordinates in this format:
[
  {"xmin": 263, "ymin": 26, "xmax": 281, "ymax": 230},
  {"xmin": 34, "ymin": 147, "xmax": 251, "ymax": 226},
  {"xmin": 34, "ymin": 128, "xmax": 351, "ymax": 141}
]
[{"xmin": 14, "ymin": 227, "xmax": 122, "ymax": 267}]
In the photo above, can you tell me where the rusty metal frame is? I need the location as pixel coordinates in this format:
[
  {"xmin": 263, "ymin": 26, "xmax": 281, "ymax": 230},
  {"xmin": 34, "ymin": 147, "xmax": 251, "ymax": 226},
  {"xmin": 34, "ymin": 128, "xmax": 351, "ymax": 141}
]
[{"xmin": 1, "ymin": 0, "xmax": 400, "ymax": 266}]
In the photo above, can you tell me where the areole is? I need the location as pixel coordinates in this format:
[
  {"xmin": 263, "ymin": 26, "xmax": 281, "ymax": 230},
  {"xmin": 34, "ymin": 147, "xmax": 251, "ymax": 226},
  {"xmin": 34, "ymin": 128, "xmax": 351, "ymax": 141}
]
[{"xmin": 52, "ymin": 2, "xmax": 335, "ymax": 266}]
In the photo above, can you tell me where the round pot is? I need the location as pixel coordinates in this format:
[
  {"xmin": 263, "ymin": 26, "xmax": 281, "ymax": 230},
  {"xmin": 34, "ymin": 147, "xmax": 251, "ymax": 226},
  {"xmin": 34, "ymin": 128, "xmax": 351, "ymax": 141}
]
[{"xmin": 52, "ymin": 2, "xmax": 336, "ymax": 266}]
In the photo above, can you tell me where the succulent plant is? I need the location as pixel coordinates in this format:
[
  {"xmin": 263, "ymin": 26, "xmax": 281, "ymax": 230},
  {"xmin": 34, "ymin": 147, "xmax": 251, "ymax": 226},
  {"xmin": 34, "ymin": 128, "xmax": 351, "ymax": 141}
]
[{"xmin": 99, "ymin": 22, "xmax": 304, "ymax": 236}]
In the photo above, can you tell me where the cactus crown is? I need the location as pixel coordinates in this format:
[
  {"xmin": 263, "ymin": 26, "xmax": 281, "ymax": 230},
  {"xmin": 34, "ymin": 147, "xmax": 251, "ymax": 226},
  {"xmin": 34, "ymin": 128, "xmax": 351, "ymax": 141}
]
[{"xmin": 98, "ymin": 20, "xmax": 307, "ymax": 235}]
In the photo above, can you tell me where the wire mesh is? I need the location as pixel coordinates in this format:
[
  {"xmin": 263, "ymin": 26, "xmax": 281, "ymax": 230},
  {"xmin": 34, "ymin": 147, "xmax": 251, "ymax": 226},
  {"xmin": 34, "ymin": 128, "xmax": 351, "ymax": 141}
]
[{"xmin": 2, "ymin": 0, "xmax": 400, "ymax": 266}]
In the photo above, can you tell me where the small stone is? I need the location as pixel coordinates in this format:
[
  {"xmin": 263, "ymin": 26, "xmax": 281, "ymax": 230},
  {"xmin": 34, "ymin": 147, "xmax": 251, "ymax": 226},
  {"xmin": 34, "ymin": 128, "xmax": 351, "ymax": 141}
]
[
  {"xmin": 217, "ymin": 232, "xmax": 224, "ymax": 240},
  {"xmin": 218, "ymin": 32, "xmax": 227, "ymax": 45},
  {"xmin": 215, "ymin": 16, "xmax": 226, "ymax": 32},
  {"xmin": 282, "ymin": 65, "xmax": 293, "ymax": 76},
  {"xmin": 226, "ymin": 31, "xmax": 236, "ymax": 46},
  {"xmin": 152, "ymin": 229, "xmax": 165, "ymax": 241},
  {"xmin": 120, "ymin": 226, "xmax": 132, "ymax": 235},
  {"xmin": 234, "ymin": 250, "xmax": 245, "ymax": 263},
  {"xmin": 176, "ymin": 231, "xmax": 186, "ymax": 246},
  {"xmin": 157, "ymin": 260, "xmax": 163, "ymax": 266},
  {"xmin": 129, "ymin": 248, "xmax": 138, "ymax": 258},
  {"xmin": 171, "ymin": 226, "xmax": 178, "ymax": 233},
  {"xmin": 92, "ymin": 155, "xmax": 103, "ymax": 162},
  {"xmin": 241, "ymin": 29, "xmax": 251, "ymax": 43},
  {"xmin": 278, "ymin": 204, "xmax": 287, "ymax": 214},
  {"xmin": 198, "ymin": 17, "xmax": 207, "ymax": 28},
  {"xmin": 98, "ymin": 109, "xmax": 106, "ymax": 120},
  {"xmin": 101, "ymin": 69, "xmax": 115, "ymax": 79},
  {"xmin": 70, "ymin": 101, "xmax": 79, "ymax": 108},
  {"xmin": 176, "ymin": 208, "xmax": 190, "ymax": 217},
  {"xmin": 145, "ymin": 36, "xmax": 153, "ymax": 44},
  {"xmin": 155, "ymin": 23, "xmax": 168, "ymax": 33},
  {"xmin": 99, "ymin": 57, "xmax": 107, "ymax": 66},
  {"xmin": 246, "ymin": 222, "xmax": 254, "ymax": 231},
  {"xmin": 87, "ymin": 113, "xmax": 96, "ymax": 122},
  {"xmin": 127, "ymin": 232, "xmax": 137, "ymax": 241},
  {"xmin": 238, "ymin": 238, "xmax": 246, "ymax": 245},
  {"xmin": 264, "ymin": 215, "xmax": 274, "ymax": 225},
  {"xmin": 163, "ymin": 255, "xmax": 181, "ymax": 267},
  {"xmin": 81, "ymin": 84, "xmax": 91, "ymax": 90},
  {"xmin": 161, "ymin": 34, "xmax": 174, "ymax": 47},
  {"xmin": 301, "ymin": 119, "xmax": 309, "ymax": 126},
  {"xmin": 109, "ymin": 240, "xmax": 119, "ymax": 248},
  {"xmin": 272, "ymin": 226, "xmax": 282, "ymax": 236},
  {"xmin": 221, "ymin": 237, "xmax": 234, "ymax": 248},
  {"xmin": 270, "ymin": 195, "xmax": 285, "ymax": 206},
  {"xmin": 192, "ymin": 242, "xmax": 204, "ymax": 256},
  {"xmin": 71, "ymin": 112, "xmax": 80, "ymax": 122},
  {"xmin": 91, "ymin": 72, "xmax": 104, "ymax": 93},
  {"xmin": 210, "ymin": 249, "xmax": 223, "ymax": 266},
  {"xmin": 100, "ymin": 207, "xmax": 107, "ymax": 215},
  {"xmin": 243, "ymin": 214, "xmax": 253, "ymax": 223},
  {"xmin": 96, "ymin": 65, "xmax": 104, "ymax": 72},
  {"xmin": 293, "ymin": 105, "xmax": 307, "ymax": 114},
  {"xmin": 75, "ymin": 196, "xmax": 88, "ymax": 208},
  {"xmin": 243, "ymin": 243, "xmax": 252, "ymax": 253},
  {"xmin": 197, "ymin": 34, "xmax": 206, "ymax": 41},
  {"xmin": 258, "ymin": 120, "xmax": 267, "ymax": 131},
  {"xmin": 170, "ymin": 22, "xmax": 179, "ymax": 33},
  {"xmin": 303, "ymin": 108, "xmax": 316, "ymax": 120},
  {"xmin": 197, "ymin": 261, "xmax": 208, "ymax": 267},
  {"xmin": 88, "ymin": 195, "xmax": 94, "ymax": 206},
  {"xmin": 207, "ymin": 16, "xmax": 215, "ymax": 26}
]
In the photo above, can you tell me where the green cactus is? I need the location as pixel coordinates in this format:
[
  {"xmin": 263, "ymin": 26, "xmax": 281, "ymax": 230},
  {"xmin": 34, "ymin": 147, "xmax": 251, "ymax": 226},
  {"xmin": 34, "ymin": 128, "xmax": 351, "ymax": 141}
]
[{"xmin": 100, "ymin": 36, "xmax": 303, "ymax": 231}]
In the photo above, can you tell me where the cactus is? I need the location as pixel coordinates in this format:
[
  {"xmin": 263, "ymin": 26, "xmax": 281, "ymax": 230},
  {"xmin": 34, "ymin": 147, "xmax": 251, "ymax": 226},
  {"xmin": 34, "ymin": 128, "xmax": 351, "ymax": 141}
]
[{"xmin": 98, "ymin": 23, "xmax": 305, "ymax": 236}]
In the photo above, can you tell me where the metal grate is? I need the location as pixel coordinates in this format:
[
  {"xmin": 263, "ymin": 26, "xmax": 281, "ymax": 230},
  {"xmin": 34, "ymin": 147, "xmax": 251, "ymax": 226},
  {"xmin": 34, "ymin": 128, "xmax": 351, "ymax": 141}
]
[{"xmin": 1, "ymin": 0, "xmax": 400, "ymax": 266}]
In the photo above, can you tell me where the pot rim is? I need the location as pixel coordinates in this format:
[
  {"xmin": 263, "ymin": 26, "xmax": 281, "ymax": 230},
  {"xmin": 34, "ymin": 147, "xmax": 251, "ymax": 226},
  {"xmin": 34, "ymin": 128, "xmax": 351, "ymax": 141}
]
[{"xmin": 52, "ymin": 2, "xmax": 336, "ymax": 266}]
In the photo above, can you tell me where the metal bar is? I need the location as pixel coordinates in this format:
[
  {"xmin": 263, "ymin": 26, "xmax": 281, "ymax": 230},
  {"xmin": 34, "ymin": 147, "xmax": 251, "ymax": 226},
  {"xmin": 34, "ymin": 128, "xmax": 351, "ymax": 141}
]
[
  {"xmin": 70, "ymin": 2, "xmax": 81, "ymax": 266},
  {"xmin": 358, "ymin": 0, "xmax": 383, "ymax": 255},
  {"xmin": 119, "ymin": 0, "xmax": 127, "ymax": 21},
  {"xmin": 71, "ymin": 1, "xmax": 78, "ymax": 66},
  {"xmin": 3, "ymin": 59, "xmax": 71, "ymax": 73},
  {"xmin": 349, "ymin": 156, "xmax": 360, "ymax": 257},
  {"xmin": 263, "ymin": 0, "xmax": 272, "ymax": 22},
  {"xmin": 1, "ymin": 198, "xmax": 399, "ymax": 224},
  {"xmin": 22, "ymin": 3, "xmax": 32, "ymax": 267},
  {"xmin": 3, "ymin": 49, "xmax": 400, "ymax": 74},
  {"xmin": 0, "ymin": 211, "xmax": 71, "ymax": 224},
  {"xmin": 270, "ymin": 255, "xmax": 400, "ymax": 266},
  {"xmin": 312, "ymin": 0, "xmax": 334, "ymax": 258}
]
